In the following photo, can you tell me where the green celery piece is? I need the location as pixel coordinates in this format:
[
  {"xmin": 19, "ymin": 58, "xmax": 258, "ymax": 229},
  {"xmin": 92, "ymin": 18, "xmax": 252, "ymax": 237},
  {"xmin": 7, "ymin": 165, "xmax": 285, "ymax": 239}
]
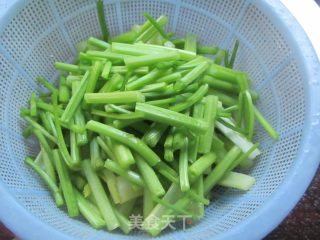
[
  {"xmin": 218, "ymin": 171, "xmax": 255, "ymax": 191},
  {"xmin": 112, "ymin": 140, "xmax": 135, "ymax": 169},
  {"xmin": 135, "ymin": 103, "xmax": 208, "ymax": 134},
  {"xmin": 100, "ymin": 169, "xmax": 121, "ymax": 204},
  {"xmin": 104, "ymin": 159, "xmax": 144, "ymax": 187},
  {"xmin": 204, "ymin": 146, "xmax": 242, "ymax": 194},
  {"xmin": 90, "ymin": 138, "xmax": 104, "ymax": 170},
  {"xmin": 179, "ymin": 137, "xmax": 190, "ymax": 192},
  {"xmin": 134, "ymin": 153, "xmax": 165, "ymax": 197},
  {"xmin": 116, "ymin": 176, "xmax": 143, "ymax": 204},
  {"xmin": 142, "ymin": 122, "xmax": 168, "ymax": 147},
  {"xmin": 86, "ymin": 121, "xmax": 161, "ymax": 166},
  {"xmin": 86, "ymin": 61, "xmax": 103, "ymax": 93},
  {"xmin": 96, "ymin": 0, "xmax": 109, "ymax": 41},
  {"xmin": 75, "ymin": 190, "xmax": 106, "ymax": 229},
  {"xmin": 253, "ymin": 106, "xmax": 279, "ymax": 140},
  {"xmin": 82, "ymin": 159, "xmax": 119, "ymax": 231},
  {"xmin": 53, "ymin": 149, "xmax": 79, "ymax": 217},
  {"xmin": 84, "ymin": 91, "xmax": 145, "ymax": 104},
  {"xmin": 124, "ymin": 51, "xmax": 180, "ymax": 69},
  {"xmin": 174, "ymin": 61, "xmax": 209, "ymax": 92},
  {"xmin": 88, "ymin": 37, "xmax": 109, "ymax": 49},
  {"xmin": 188, "ymin": 152, "xmax": 217, "ymax": 181},
  {"xmin": 184, "ymin": 33, "xmax": 197, "ymax": 53},
  {"xmin": 25, "ymin": 156, "xmax": 64, "ymax": 207},
  {"xmin": 169, "ymin": 84, "xmax": 209, "ymax": 112},
  {"xmin": 60, "ymin": 71, "xmax": 90, "ymax": 123},
  {"xmin": 198, "ymin": 95, "xmax": 218, "ymax": 153},
  {"xmin": 202, "ymin": 75, "xmax": 239, "ymax": 93}
]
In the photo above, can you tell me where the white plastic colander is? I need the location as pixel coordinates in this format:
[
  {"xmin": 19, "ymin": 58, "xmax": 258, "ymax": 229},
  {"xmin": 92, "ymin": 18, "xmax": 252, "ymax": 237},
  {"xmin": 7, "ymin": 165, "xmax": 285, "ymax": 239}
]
[{"xmin": 0, "ymin": 0, "xmax": 320, "ymax": 240}]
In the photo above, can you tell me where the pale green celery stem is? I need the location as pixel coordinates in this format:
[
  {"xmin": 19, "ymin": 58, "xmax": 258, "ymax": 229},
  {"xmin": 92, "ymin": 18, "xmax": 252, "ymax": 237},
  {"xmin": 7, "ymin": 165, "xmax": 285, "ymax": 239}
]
[
  {"xmin": 100, "ymin": 169, "xmax": 121, "ymax": 204},
  {"xmin": 116, "ymin": 176, "xmax": 143, "ymax": 204},
  {"xmin": 82, "ymin": 159, "xmax": 119, "ymax": 231},
  {"xmin": 218, "ymin": 171, "xmax": 255, "ymax": 191},
  {"xmin": 143, "ymin": 189, "xmax": 154, "ymax": 219}
]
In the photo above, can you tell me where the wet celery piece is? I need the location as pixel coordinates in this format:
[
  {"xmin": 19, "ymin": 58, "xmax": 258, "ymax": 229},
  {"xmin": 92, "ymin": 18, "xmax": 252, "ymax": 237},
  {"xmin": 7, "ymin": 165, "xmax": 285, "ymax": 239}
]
[
  {"xmin": 86, "ymin": 120, "xmax": 161, "ymax": 166},
  {"xmin": 135, "ymin": 103, "xmax": 208, "ymax": 134},
  {"xmin": 82, "ymin": 159, "xmax": 119, "ymax": 231}
]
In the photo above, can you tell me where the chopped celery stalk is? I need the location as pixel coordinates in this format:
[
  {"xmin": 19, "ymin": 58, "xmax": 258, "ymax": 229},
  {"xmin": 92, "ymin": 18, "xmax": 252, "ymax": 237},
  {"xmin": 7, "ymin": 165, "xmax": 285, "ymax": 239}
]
[
  {"xmin": 204, "ymin": 146, "xmax": 242, "ymax": 194},
  {"xmin": 70, "ymin": 128, "xmax": 80, "ymax": 167},
  {"xmin": 243, "ymin": 90, "xmax": 255, "ymax": 140},
  {"xmin": 54, "ymin": 62, "xmax": 82, "ymax": 74},
  {"xmin": 135, "ymin": 103, "xmax": 208, "ymax": 134},
  {"xmin": 190, "ymin": 176, "xmax": 204, "ymax": 220},
  {"xmin": 135, "ymin": 16, "xmax": 168, "ymax": 42},
  {"xmin": 172, "ymin": 129, "xmax": 184, "ymax": 150},
  {"xmin": 140, "ymin": 82, "xmax": 167, "ymax": 93},
  {"xmin": 100, "ymin": 169, "xmax": 121, "ymax": 204},
  {"xmin": 96, "ymin": 0, "xmax": 109, "ymax": 41},
  {"xmin": 169, "ymin": 84, "xmax": 208, "ymax": 112},
  {"xmin": 91, "ymin": 109, "xmax": 144, "ymax": 120},
  {"xmin": 206, "ymin": 63, "xmax": 242, "ymax": 83},
  {"xmin": 104, "ymin": 159, "xmax": 144, "ymax": 187},
  {"xmin": 30, "ymin": 92, "xmax": 37, "ymax": 117},
  {"xmin": 179, "ymin": 138, "xmax": 190, "ymax": 192},
  {"xmin": 188, "ymin": 152, "xmax": 217, "ymax": 181},
  {"xmin": 87, "ymin": 121, "xmax": 161, "ymax": 166},
  {"xmin": 214, "ymin": 49, "xmax": 225, "ymax": 65},
  {"xmin": 208, "ymin": 89, "xmax": 238, "ymax": 107},
  {"xmin": 101, "ymin": 61, "xmax": 112, "ymax": 80},
  {"xmin": 145, "ymin": 97, "xmax": 176, "ymax": 107},
  {"xmin": 143, "ymin": 189, "xmax": 154, "ymax": 219},
  {"xmin": 96, "ymin": 136, "xmax": 117, "ymax": 160},
  {"xmin": 124, "ymin": 51, "xmax": 180, "ymax": 69},
  {"xmin": 36, "ymin": 76, "xmax": 58, "ymax": 93},
  {"xmin": 86, "ymin": 50, "xmax": 131, "ymax": 62},
  {"xmin": 72, "ymin": 81, "xmax": 88, "ymax": 146},
  {"xmin": 90, "ymin": 138, "xmax": 104, "ymax": 170},
  {"xmin": 227, "ymin": 39, "xmax": 240, "ymax": 69},
  {"xmin": 216, "ymin": 118, "xmax": 261, "ymax": 160},
  {"xmin": 99, "ymin": 73, "xmax": 124, "ymax": 93},
  {"xmin": 86, "ymin": 61, "xmax": 103, "ymax": 93},
  {"xmin": 33, "ymin": 128, "xmax": 56, "ymax": 178},
  {"xmin": 61, "ymin": 71, "xmax": 90, "ymax": 123},
  {"xmin": 82, "ymin": 159, "xmax": 119, "ymax": 231},
  {"xmin": 75, "ymin": 190, "xmax": 106, "ymax": 229},
  {"xmin": 174, "ymin": 61, "xmax": 209, "ymax": 92},
  {"xmin": 106, "ymin": 104, "xmax": 133, "ymax": 114},
  {"xmin": 111, "ymin": 66, "xmax": 149, "ymax": 75},
  {"xmin": 143, "ymin": 12, "xmax": 169, "ymax": 39},
  {"xmin": 116, "ymin": 176, "xmax": 143, "ymax": 204},
  {"xmin": 202, "ymin": 75, "xmax": 239, "ymax": 93},
  {"xmin": 58, "ymin": 76, "xmax": 70, "ymax": 103},
  {"xmin": 22, "ymin": 125, "xmax": 34, "ymax": 138},
  {"xmin": 254, "ymin": 106, "xmax": 279, "ymax": 140},
  {"xmin": 197, "ymin": 46, "xmax": 219, "ymax": 55},
  {"xmin": 88, "ymin": 37, "xmax": 109, "ymax": 49},
  {"xmin": 25, "ymin": 157, "xmax": 64, "ymax": 207},
  {"xmin": 184, "ymin": 33, "xmax": 197, "ymax": 53},
  {"xmin": 112, "ymin": 140, "xmax": 135, "ymax": 169},
  {"xmin": 118, "ymin": 198, "xmax": 136, "ymax": 217},
  {"xmin": 135, "ymin": 153, "xmax": 165, "ymax": 197},
  {"xmin": 113, "ymin": 207, "xmax": 132, "ymax": 234},
  {"xmin": 24, "ymin": 116, "xmax": 57, "ymax": 143},
  {"xmin": 53, "ymin": 149, "xmax": 79, "ymax": 217},
  {"xmin": 126, "ymin": 68, "xmax": 165, "ymax": 90},
  {"xmin": 218, "ymin": 171, "xmax": 255, "ymax": 190},
  {"xmin": 134, "ymin": 43, "xmax": 196, "ymax": 61},
  {"xmin": 84, "ymin": 91, "xmax": 145, "ymax": 104},
  {"xmin": 142, "ymin": 122, "xmax": 167, "ymax": 147},
  {"xmin": 53, "ymin": 93, "xmax": 80, "ymax": 169},
  {"xmin": 198, "ymin": 95, "xmax": 218, "ymax": 153},
  {"xmin": 156, "ymin": 72, "xmax": 181, "ymax": 84}
]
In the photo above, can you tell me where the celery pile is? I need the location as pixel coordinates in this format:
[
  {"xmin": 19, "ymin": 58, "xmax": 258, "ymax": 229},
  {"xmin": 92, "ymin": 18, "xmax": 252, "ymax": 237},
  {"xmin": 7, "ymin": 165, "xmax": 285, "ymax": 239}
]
[{"xmin": 21, "ymin": 1, "xmax": 278, "ymax": 236}]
